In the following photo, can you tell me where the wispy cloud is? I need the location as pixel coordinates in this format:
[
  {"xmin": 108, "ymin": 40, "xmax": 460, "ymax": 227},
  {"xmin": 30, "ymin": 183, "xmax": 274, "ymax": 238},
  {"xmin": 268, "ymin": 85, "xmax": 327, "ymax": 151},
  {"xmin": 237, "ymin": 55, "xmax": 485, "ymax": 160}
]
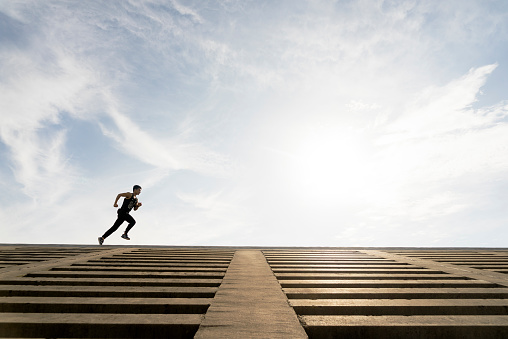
[
  {"xmin": 99, "ymin": 102, "xmax": 233, "ymax": 177},
  {"xmin": 170, "ymin": 0, "xmax": 204, "ymax": 24},
  {"xmin": 382, "ymin": 64, "xmax": 501, "ymax": 139},
  {"xmin": 0, "ymin": 47, "xmax": 96, "ymax": 202},
  {"xmin": 375, "ymin": 64, "xmax": 508, "ymax": 185},
  {"xmin": 0, "ymin": 0, "xmax": 233, "ymax": 203}
]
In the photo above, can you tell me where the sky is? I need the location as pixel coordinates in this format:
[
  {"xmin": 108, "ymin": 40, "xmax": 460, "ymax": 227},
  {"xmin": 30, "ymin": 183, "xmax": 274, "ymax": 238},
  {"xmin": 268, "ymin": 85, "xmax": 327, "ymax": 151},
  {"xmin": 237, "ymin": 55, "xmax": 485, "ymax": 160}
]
[{"xmin": 1, "ymin": 0, "xmax": 508, "ymax": 247}]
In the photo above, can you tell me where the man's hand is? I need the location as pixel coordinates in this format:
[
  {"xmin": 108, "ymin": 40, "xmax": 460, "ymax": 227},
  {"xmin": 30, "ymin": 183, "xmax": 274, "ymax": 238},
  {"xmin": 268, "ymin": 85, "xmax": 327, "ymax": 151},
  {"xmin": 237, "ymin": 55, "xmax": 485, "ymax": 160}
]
[
  {"xmin": 114, "ymin": 203, "xmax": 118, "ymax": 208},
  {"xmin": 137, "ymin": 202, "xmax": 142, "ymax": 208}
]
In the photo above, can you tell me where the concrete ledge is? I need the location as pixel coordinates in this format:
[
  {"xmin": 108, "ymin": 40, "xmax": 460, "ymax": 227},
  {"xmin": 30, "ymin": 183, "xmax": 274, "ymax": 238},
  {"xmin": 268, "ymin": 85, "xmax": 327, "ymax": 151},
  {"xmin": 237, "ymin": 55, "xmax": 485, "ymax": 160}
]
[
  {"xmin": 25, "ymin": 271, "xmax": 225, "ymax": 279},
  {"xmin": 50, "ymin": 266, "xmax": 227, "ymax": 272},
  {"xmin": 0, "ymin": 297, "xmax": 211, "ymax": 314},
  {"xmin": 271, "ymin": 262, "xmax": 414, "ymax": 266},
  {"xmin": 0, "ymin": 277, "xmax": 223, "ymax": 287},
  {"xmin": 276, "ymin": 273, "xmax": 461, "ymax": 279},
  {"xmin": 71, "ymin": 262, "xmax": 229, "ymax": 267},
  {"xmin": 279, "ymin": 279, "xmax": 499, "ymax": 288},
  {"xmin": 0, "ymin": 313, "xmax": 202, "ymax": 338},
  {"xmin": 0, "ymin": 285, "xmax": 217, "ymax": 298},
  {"xmin": 285, "ymin": 287, "xmax": 508, "ymax": 299},
  {"xmin": 291, "ymin": 299, "xmax": 508, "ymax": 315},
  {"xmin": 275, "ymin": 268, "xmax": 446, "ymax": 274},
  {"xmin": 301, "ymin": 315, "xmax": 508, "ymax": 339}
]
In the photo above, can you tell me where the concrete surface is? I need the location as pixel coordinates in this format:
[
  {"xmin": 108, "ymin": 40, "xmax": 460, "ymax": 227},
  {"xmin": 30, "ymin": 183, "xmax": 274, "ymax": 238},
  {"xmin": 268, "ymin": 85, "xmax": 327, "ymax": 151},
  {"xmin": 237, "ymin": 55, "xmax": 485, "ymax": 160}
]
[{"xmin": 2, "ymin": 245, "xmax": 508, "ymax": 338}]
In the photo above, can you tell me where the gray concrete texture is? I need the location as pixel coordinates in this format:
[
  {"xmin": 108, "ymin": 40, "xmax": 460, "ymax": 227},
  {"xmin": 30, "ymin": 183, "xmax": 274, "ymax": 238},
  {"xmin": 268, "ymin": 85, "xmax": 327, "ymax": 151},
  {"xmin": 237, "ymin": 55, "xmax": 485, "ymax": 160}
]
[{"xmin": 1, "ymin": 246, "xmax": 508, "ymax": 338}]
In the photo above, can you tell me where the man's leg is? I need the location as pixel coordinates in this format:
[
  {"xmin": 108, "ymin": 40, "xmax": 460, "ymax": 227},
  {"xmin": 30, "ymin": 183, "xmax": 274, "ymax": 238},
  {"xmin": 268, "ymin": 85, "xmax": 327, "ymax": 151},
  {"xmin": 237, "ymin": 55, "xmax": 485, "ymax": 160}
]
[
  {"xmin": 124, "ymin": 214, "xmax": 136, "ymax": 235},
  {"xmin": 102, "ymin": 213, "xmax": 127, "ymax": 239}
]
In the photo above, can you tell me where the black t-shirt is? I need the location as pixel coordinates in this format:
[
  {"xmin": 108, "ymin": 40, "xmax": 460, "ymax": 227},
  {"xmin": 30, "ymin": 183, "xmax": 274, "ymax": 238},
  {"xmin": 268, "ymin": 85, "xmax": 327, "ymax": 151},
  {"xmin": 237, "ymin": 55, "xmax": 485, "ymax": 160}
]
[{"xmin": 119, "ymin": 195, "xmax": 137, "ymax": 213}]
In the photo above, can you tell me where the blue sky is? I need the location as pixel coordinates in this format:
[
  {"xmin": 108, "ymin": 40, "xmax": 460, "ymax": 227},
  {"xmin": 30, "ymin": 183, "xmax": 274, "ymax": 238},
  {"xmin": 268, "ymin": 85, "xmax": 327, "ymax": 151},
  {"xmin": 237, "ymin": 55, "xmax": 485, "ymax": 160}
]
[{"xmin": 1, "ymin": 0, "xmax": 508, "ymax": 247}]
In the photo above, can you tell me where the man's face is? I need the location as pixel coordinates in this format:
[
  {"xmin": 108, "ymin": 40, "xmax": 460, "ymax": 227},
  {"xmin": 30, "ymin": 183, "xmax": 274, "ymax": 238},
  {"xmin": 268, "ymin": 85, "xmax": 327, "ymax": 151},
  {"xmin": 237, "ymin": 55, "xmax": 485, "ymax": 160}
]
[{"xmin": 135, "ymin": 188, "xmax": 142, "ymax": 195}]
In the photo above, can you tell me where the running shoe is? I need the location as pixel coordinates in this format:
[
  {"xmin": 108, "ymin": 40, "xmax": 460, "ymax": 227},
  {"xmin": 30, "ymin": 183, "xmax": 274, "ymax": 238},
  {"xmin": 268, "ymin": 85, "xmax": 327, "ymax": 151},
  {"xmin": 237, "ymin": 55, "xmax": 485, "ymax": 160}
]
[
  {"xmin": 121, "ymin": 233, "xmax": 130, "ymax": 240},
  {"xmin": 98, "ymin": 237, "xmax": 104, "ymax": 245}
]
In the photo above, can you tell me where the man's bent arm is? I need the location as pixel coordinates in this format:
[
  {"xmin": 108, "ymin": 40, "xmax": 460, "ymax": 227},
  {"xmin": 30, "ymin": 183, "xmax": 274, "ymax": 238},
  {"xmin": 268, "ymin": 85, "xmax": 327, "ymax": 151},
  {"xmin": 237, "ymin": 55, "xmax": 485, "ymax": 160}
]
[{"xmin": 114, "ymin": 192, "xmax": 131, "ymax": 207}]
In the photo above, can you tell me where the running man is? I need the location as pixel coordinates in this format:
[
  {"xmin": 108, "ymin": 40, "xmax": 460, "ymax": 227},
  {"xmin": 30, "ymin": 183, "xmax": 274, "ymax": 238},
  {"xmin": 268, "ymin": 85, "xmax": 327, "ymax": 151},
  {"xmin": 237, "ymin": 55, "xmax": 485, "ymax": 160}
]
[{"xmin": 98, "ymin": 185, "xmax": 142, "ymax": 245}]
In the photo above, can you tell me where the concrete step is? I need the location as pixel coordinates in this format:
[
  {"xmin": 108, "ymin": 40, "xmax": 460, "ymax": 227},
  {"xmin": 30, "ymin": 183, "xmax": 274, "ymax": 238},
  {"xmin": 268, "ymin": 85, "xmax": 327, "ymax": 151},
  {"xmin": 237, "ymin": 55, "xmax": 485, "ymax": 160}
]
[
  {"xmin": 124, "ymin": 251, "xmax": 235, "ymax": 256},
  {"xmin": 0, "ymin": 313, "xmax": 202, "ymax": 338},
  {"xmin": 0, "ymin": 258, "xmax": 50, "ymax": 262},
  {"xmin": 276, "ymin": 273, "xmax": 458, "ymax": 280},
  {"xmin": 0, "ymin": 285, "xmax": 217, "ymax": 298},
  {"xmin": 267, "ymin": 258, "xmax": 393, "ymax": 265},
  {"xmin": 469, "ymin": 265, "xmax": 508, "ymax": 271},
  {"xmin": 108, "ymin": 255, "xmax": 233, "ymax": 261},
  {"xmin": 267, "ymin": 258, "xmax": 392, "ymax": 260},
  {"xmin": 279, "ymin": 279, "xmax": 499, "ymax": 288},
  {"xmin": 0, "ymin": 262, "xmax": 28, "ymax": 268},
  {"xmin": 25, "ymin": 271, "xmax": 225, "ymax": 279},
  {"xmin": 0, "ymin": 254, "xmax": 100, "ymax": 260},
  {"xmin": 273, "ymin": 268, "xmax": 443, "ymax": 273},
  {"xmin": 88, "ymin": 259, "xmax": 232, "ymax": 264},
  {"xmin": 270, "ymin": 262, "xmax": 411, "ymax": 266},
  {"xmin": 0, "ymin": 277, "xmax": 223, "ymax": 287},
  {"xmin": 50, "ymin": 266, "xmax": 227, "ymax": 272},
  {"xmin": 0, "ymin": 297, "xmax": 211, "ymax": 314},
  {"xmin": 411, "ymin": 258, "xmax": 508, "ymax": 261},
  {"xmin": 452, "ymin": 262, "xmax": 508, "ymax": 265},
  {"xmin": 126, "ymin": 256, "xmax": 233, "ymax": 258},
  {"xmin": 285, "ymin": 287, "xmax": 508, "ymax": 299},
  {"xmin": 301, "ymin": 315, "xmax": 508, "ymax": 339},
  {"xmin": 71, "ymin": 262, "xmax": 229, "ymax": 268},
  {"xmin": 291, "ymin": 299, "xmax": 508, "ymax": 315},
  {"xmin": 272, "ymin": 265, "xmax": 418, "ymax": 269}
]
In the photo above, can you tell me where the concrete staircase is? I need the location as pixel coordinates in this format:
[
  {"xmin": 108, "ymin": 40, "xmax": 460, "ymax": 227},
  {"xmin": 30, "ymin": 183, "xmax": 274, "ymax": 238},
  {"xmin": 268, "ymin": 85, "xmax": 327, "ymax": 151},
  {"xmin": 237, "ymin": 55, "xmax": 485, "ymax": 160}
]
[
  {"xmin": 0, "ymin": 246, "xmax": 233, "ymax": 338},
  {"xmin": 263, "ymin": 249, "xmax": 508, "ymax": 338},
  {"xmin": 2, "ymin": 245, "xmax": 508, "ymax": 338}
]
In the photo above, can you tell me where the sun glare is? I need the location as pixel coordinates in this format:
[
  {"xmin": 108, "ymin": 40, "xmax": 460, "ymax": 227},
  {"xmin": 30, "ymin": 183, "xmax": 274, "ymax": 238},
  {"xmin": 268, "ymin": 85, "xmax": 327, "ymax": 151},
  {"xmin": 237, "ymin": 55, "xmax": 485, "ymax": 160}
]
[{"xmin": 288, "ymin": 130, "xmax": 371, "ymax": 205}]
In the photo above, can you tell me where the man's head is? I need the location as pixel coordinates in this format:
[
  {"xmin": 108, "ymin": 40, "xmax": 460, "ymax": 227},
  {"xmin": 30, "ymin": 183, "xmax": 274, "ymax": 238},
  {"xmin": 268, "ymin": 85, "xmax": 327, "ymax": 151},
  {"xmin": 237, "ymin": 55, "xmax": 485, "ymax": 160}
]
[{"xmin": 133, "ymin": 185, "xmax": 142, "ymax": 195}]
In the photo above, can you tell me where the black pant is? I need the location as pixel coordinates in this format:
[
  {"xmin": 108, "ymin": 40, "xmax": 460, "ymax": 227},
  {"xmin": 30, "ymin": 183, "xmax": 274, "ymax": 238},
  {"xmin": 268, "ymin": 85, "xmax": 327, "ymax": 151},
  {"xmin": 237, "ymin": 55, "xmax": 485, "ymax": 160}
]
[{"xmin": 102, "ymin": 211, "xmax": 136, "ymax": 239}]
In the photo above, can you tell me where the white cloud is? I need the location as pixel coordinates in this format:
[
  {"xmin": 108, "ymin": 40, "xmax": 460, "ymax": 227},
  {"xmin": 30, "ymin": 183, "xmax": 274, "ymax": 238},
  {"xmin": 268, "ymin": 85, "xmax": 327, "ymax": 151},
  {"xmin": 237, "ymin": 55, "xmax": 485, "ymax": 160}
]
[
  {"xmin": 375, "ymin": 64, "xmax": 508, "ymax": 185},
  {"xmin": 383, "ymin": 64, "xmax": 499, "ymax": 138},
  {"xmin": 100, "ymin": 104, "xmax": 233, "ymax": 178},
  {"xmin": 346, "ymin": 65, "xmax": 508, "ymax": 242},
  {"xmin": 170, "ymin": 0, "xmax": 204, "ymax": 24},
  {"xmin": 0, "ymin": 48, "xmax": 97, "ymax": 201}
]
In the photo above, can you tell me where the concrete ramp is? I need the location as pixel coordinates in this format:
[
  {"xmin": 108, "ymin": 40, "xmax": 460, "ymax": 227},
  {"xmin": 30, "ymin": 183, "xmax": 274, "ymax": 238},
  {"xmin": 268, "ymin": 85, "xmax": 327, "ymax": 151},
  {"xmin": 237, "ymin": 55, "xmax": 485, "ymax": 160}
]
[{"xmin": 194, "ymin": 250, "xmax": 306, "ymax": 338}]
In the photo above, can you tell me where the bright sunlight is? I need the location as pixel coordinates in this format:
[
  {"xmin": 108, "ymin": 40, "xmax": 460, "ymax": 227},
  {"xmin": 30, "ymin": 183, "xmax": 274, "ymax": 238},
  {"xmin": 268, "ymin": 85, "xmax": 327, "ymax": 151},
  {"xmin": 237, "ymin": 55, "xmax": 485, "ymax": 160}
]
[{"xmin": 288, "ymin": 128, "xmax": 373, "ymax": 205}]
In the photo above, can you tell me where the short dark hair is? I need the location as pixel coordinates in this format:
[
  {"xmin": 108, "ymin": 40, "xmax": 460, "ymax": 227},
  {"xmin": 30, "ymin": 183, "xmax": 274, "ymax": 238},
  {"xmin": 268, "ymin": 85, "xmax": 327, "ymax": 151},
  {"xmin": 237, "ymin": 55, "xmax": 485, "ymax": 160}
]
[{"xmin": 133, "ymin": 185, "xmax": 142, "ymax": 191}]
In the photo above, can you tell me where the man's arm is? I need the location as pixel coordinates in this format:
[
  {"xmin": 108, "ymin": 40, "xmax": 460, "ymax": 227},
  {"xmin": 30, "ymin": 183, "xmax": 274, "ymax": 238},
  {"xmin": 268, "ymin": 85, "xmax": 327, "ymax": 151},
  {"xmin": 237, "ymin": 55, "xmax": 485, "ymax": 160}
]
[{"xmin": 114, "ymin": 192, "xmax": 132, "ymax": 207}]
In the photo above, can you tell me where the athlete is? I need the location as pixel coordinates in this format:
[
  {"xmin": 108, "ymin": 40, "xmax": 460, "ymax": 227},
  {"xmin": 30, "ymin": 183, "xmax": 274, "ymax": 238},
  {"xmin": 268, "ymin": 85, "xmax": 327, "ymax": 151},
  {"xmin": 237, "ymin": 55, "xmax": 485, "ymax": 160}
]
[{"xmin": 98, "ymin": 185, "xmax": 142, "ymax": 245}]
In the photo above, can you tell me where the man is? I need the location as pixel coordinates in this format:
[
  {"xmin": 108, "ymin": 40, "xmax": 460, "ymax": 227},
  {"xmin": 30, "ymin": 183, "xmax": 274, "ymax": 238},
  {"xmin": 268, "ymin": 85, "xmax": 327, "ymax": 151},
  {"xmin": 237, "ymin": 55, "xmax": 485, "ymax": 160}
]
[{"xmin": 98, "ymin": 185, "xmax": 142, "ymax": 245}]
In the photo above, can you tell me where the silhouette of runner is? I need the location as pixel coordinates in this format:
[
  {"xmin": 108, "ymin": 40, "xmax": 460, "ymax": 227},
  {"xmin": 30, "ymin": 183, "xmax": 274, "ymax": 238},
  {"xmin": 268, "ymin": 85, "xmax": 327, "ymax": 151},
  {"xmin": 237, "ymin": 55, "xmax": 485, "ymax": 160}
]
[{"xmin": 98, "ymin": 185, "xmax": 142, "ymax": 245}]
